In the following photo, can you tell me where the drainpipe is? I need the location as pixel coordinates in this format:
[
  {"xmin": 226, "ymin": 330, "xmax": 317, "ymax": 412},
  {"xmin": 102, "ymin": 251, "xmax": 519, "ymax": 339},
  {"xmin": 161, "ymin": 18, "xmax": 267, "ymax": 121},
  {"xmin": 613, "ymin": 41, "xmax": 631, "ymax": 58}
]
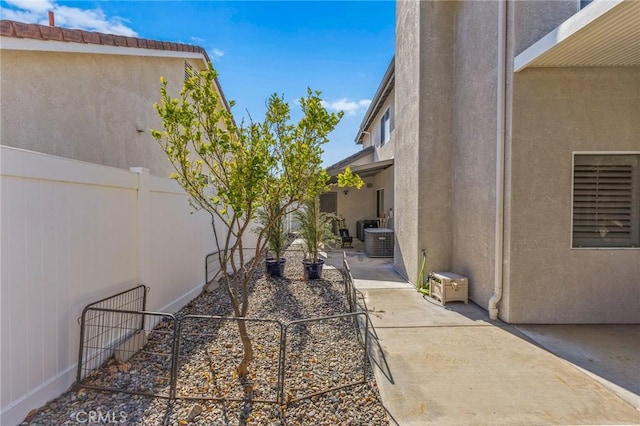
[{"xmin": 489, "ymin": 0, "xmax": 507, "ymax": 321}]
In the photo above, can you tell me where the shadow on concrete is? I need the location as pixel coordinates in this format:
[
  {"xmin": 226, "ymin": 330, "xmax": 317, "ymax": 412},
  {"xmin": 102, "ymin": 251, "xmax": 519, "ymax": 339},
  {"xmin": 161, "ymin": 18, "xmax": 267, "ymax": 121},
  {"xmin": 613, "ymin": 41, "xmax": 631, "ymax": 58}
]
[
  {"xmin": 419, "ymin": 294, "xmax": 492, "ymax": 323},
  {"xmin": 346, "ymin": 249, "xmax": 640, "ymax": 412},
  {"xmin": 515, "ymin": 324, "xmax": 640, "ymax": 409},
  {"xmin": 347, "ymin": 284, "xmax": 395, "ymax": 385},
  {"xmin": 343, "ymin": 247, "xmax": 407, "ymax": 284}
]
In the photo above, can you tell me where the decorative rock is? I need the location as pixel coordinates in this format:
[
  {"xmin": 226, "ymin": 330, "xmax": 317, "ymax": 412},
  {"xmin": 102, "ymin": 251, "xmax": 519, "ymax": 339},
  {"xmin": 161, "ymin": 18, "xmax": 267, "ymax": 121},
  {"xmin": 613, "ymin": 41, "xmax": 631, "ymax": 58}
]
[
  {"xmin": 187, "ymin": 403, "xmax": 203, "ymax": 421},
  {"xmin": 19, "ymin": 250, "xmax": 388, "ymax": 425}
]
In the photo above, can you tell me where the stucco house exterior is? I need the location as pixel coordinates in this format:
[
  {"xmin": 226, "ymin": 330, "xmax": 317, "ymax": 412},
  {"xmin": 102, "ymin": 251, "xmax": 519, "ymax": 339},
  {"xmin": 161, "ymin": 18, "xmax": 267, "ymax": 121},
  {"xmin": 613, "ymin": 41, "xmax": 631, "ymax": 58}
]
[
  {"xmin": 388, "ymin": 0, "xmax": 639, "ymax": 324},
  {"xmin": 0, "ymin": 20, "xmax": 233, "ymax": 424},
  {"xmin": 326, "ymin": 57, "xmax": 395, "ymax": 239},
  {"xmin": 0, "ymin": 19, "xmax": 229, "ymax": 177}
]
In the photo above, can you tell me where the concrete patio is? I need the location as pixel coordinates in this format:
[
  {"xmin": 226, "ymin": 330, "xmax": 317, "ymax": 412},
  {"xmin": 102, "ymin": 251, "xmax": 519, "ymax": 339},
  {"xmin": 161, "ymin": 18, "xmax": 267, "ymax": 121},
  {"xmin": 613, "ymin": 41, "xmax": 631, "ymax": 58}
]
[{"xmin": 343, "ymin": 247, "xmax": 640, "ymax": 425}]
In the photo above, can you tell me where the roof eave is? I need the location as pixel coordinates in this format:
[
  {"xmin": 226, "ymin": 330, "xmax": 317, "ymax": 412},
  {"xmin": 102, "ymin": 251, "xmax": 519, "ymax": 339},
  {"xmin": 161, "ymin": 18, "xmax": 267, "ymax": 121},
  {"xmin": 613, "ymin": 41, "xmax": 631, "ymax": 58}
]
[
  {"xmin": 355, "ymin": 56, "xmax": 395, "ymax": 144},
  {"xmin": 514, "ymin": 0, "xmax": 640, "ymax": 72}
]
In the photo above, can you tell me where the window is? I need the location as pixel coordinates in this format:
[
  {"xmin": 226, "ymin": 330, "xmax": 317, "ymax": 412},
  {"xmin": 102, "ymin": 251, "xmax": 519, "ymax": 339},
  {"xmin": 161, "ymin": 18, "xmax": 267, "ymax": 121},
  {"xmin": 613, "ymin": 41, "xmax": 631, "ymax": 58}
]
[
  {"xmin": 579, "ymin": 0, "xmax": 594, "ymax": 9},
  {"xmin": 572, "ymin": 154, "xmax": 640, "ymax": 248},
  {"xmin": 380, "ymin": 108, "xmax": 391, "ymax": 146}
]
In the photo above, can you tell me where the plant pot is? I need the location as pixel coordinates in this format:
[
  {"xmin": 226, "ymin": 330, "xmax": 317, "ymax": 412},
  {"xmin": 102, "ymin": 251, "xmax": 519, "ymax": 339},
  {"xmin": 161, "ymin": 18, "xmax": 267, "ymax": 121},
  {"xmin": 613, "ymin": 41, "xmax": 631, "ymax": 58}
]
[
  {"xmin": 265, "ymin": 257, "xmax": 286, "ymax": 277},
  {"xmin": 302, "ymin": 258, "xmax": 325, "ymax": 280}
]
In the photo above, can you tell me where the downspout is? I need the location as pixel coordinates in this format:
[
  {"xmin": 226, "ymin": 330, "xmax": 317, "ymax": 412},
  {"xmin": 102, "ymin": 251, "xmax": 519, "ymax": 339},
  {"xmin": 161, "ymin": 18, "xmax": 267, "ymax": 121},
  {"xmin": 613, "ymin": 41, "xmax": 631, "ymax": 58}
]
[{"xmin": 489, "ymin": 0, "xmax": 507, "ymax": 320}]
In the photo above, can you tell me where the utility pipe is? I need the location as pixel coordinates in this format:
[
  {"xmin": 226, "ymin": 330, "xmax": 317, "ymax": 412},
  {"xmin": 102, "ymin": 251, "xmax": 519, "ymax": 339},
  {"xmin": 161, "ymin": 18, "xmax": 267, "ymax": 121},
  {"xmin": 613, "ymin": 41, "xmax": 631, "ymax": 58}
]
[{"xmin": 489, "ymin": 0, "xmax": 507, "ymax": 320}]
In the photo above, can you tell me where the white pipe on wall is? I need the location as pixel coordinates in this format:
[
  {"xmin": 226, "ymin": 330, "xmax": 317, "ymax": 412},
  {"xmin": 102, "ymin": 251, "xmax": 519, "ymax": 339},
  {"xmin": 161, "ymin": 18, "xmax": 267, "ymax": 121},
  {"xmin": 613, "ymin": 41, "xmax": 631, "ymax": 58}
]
[{"xmin": 489, "ymin": 0, "xmax": 508, "ymax": 320}]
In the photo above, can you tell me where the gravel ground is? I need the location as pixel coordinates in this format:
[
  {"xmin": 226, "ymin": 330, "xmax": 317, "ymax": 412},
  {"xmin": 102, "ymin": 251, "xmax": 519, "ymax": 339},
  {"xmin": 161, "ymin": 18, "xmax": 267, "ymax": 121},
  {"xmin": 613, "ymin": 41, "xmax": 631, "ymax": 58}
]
[{"xmin": 21, "ymin": 249, "xmax": 390, "ymax": 425}]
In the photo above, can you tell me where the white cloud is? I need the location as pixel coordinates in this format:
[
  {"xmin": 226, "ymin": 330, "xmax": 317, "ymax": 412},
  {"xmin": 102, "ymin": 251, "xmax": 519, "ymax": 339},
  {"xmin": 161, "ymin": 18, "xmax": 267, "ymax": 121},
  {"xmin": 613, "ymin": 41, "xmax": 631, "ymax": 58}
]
[
  {"xmin": 0, "ymin": 7, "xmax": 41, "ymax": 22},
  {"xmin": 0, "ymin": 0, "xmax": 137, "ymax": 37},
  {"xmin": 4, "ymin": 0, "xmax": 54, "ymax": 14},
  {"xmin": 322, "ymin": 98, "xmax": 372, "ymax": 116},
  {"xmin": 189, "ymin": 38, "xmax": 224, "ymax": 61}
]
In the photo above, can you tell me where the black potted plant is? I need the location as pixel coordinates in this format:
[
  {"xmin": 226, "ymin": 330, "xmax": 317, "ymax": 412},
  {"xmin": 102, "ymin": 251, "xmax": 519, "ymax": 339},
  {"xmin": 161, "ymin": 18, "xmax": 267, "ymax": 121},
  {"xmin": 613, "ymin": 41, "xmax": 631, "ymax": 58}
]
[
  {"xmin": 257, "ymin": 200, "xmax": 288, "ymax": 277},
  {"xmin": 295, "ymin": 197, "xmax": 339, "ymax": 280}
]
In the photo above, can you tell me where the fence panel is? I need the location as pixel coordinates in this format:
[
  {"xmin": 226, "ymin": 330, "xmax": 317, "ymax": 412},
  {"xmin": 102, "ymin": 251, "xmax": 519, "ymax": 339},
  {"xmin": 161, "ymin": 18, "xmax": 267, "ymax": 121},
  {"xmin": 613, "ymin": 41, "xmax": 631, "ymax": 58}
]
[
  {"xmin": 175, "ymin": 315, "xmax": 284, "ymax": 404},
  {"xmin": 282, "ymin": 312, "xmax": 368, "ymax": 404},
  {"xmin": 76, "ymin": 285, "xmax": 147, "ymax": 382},
  {"xmin": 77, "ymin": 310, "xmax": 177, "ymax": 398}
]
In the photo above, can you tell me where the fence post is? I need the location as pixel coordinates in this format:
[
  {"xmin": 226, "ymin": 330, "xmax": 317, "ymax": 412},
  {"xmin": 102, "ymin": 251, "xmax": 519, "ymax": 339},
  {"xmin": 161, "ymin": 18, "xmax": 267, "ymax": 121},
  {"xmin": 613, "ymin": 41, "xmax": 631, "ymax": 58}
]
[{"xmin": 130, "ymin": 167, "xmax": 150, "ymax": 287}]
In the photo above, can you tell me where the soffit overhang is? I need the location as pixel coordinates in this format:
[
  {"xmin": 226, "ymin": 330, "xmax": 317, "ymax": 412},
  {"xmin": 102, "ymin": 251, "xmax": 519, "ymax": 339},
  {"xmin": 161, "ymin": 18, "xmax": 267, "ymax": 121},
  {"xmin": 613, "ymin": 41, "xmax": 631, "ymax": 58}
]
[
  {"xmin": 514, "ymin": 0, "xmax": 640, "ymax": 72},
  {"xmin": 327, "ymin": 158, "xmax": 394, "ymax": 184}
]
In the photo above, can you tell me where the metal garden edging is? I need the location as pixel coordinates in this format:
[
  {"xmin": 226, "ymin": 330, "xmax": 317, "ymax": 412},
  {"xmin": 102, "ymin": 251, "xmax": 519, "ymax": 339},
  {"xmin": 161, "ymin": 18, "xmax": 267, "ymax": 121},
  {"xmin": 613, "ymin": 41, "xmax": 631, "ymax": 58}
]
[
  {"xmin": 76, "ymin": 284, "xmax": 147, "ymax": 383},
  {"xmin": 76, "ymin": 250, "xmax": 373, "ymax": 406},
  {"xmin": 174, "ymin": 315, "xmax": 284, "ymax": 404},
  {"xmin": 280, "ymin": 312, "xmax": 369, "ymax": 404}
]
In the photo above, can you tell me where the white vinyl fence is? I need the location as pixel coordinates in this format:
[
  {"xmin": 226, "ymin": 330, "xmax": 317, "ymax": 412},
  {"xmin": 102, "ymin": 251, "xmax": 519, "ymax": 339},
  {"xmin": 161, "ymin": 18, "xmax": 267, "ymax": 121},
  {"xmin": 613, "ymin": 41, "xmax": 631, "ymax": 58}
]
[{"xmin": 0, "ymin": 146, "xmax": 234, "ymax": 424}]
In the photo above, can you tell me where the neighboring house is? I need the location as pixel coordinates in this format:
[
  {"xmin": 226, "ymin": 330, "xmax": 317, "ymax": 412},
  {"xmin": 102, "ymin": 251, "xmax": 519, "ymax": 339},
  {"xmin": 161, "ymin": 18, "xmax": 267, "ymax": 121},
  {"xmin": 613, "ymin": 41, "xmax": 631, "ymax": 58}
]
[
  {"xmin": 388, "ymin": 0, "xmax": 639, "ymax": 323},
  {"xmin": 0, "ymin": 20, "xmax": 233, "ymax": 424},
  {"xmin": 326, "ymin": 57, "xmax": 395, "ymax": 238},
  {"xmin": 0, "ymin": 19, "xmax": 230, "ymax": 177}
]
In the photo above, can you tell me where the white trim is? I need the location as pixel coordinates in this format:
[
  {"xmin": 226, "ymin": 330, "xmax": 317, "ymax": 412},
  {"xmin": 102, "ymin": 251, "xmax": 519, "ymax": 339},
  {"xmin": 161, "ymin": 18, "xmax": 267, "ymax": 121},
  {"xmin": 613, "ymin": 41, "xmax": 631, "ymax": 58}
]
[
  {"xmin": 0, "ymin": 37, "xmax": 207, "ymax": 65},
  {"xmin": 0, "ymin": 281, "xmax": 204, "ymax": 425},
  {"xmin": 0, "ymin": 364, "xmax": 76, "ymax": 426},
  {"xmin": 149, "ymin": 175, "xmax": 186, "ymax": 195},
  {"xmin": 572, "ymin": 151, "xmax": 640, "ymax": 155},
  {"xmin": 0, "ymin": 145, "xmax": 138, "ymax": 189},
  {"xmin": 158, "ymin": 283, "xmax": 204, "ymax": 314},
  {"xmin": 514, "ymin": 0, "xmax": 625, "ymax": 72}
]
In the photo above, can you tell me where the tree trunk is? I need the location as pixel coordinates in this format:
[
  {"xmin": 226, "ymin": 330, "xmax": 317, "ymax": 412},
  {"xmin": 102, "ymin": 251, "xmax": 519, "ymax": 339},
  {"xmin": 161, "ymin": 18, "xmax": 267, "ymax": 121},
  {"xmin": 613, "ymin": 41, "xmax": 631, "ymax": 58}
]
[{"xmin": 236, "ymin": 318, "xmax": 254, "ymax": 377}]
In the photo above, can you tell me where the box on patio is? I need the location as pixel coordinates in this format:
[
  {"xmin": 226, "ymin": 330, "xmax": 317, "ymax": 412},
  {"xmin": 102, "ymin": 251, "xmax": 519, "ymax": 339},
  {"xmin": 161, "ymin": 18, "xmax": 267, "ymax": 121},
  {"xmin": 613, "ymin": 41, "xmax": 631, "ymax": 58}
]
[{"xmin": 429, "ymin": 272, "xmax": 468, "ymax": 306}]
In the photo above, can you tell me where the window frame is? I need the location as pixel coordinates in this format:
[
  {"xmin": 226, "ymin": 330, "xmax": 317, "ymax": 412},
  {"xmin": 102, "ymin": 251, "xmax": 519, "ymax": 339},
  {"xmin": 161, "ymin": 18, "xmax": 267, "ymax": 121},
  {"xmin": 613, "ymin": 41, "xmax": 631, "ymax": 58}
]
[
  {"xmin": 380, "ymin": 107, "xmax": 391, "ymax": 146},
  {"xmin": 376, "ymin": 188, "xmax": 385, "ymax": 219},
  {"xmin": 571, "ymin": 152, "xmax": 640, "ymax": 249}
]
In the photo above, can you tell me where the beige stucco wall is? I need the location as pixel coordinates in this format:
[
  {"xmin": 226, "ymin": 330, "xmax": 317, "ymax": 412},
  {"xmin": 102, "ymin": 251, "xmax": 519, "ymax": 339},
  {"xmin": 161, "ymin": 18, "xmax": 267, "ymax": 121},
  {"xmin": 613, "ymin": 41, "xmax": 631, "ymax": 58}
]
[
  {"xmin": 373, "ymin": 166, "xmax": 394, "ymax": 226},
  {"xmin": 512, "ymin": 0, "xmax": 577, "ymax": 56},
  {"xmin": 394, "ymin": 0, "xmax": 423, "ymax": 281},
  {"xmin": 508, "ymin": 67, "xmax": 640, "ymax": 323},
  {"xmin": 333, "ymin": 175, "xmax": 379, "ymax": 236},
  {"xmin": 1, "ymin": 49, "xmax": 205, "ymax": 177},
  {"xmin": 395, "ymin": 1, "xmax": 455, "ymax": 283},
  {"xmin": 394, "ymin": 0, "xmax": 639, "ymax": 323},
  {"xmin": 361, "ymin": 87, "xmax": 395, "ymax": 162},
  {"xmin": 449, "ymin": 1, "xmax": 499, "ymax": 309}
]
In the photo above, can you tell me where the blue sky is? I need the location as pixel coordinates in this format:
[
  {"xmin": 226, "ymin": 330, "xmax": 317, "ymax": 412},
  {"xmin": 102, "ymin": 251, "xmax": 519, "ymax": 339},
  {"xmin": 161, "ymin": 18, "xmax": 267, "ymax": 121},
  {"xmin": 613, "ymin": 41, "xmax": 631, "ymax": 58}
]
[{"xmin": 1, "ymin": 0, "xmax": 395, "ymax": 166}]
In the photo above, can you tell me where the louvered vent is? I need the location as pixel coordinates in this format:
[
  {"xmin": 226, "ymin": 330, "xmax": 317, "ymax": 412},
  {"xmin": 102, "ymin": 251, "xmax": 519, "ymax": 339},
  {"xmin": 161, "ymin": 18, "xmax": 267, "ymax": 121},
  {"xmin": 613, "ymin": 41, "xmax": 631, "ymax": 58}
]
[
  {"xmin": 573, "ymin": 155, "xmax": 639, "ymax": 247},
  {"xmin": 184, "ymin": 61, "xmax": 194, "ymax": 82}
]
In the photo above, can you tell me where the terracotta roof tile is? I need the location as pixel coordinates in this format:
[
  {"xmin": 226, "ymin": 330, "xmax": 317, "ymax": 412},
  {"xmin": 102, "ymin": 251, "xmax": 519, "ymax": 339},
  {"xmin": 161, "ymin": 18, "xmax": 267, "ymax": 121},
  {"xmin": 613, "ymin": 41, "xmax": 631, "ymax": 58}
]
[
  {"xmin": 101, "ymin": 33, "xmax": 116, "ymax": 46},
  {"xmin": 40, "ymin": 25, "xmax": 64, "ymax": 41},
  {"xmin": 0, "ymin": 19, "xmax": 210, "ymax": 63},
  {"xmin": 1, "ymin": 20, "xmax": 15, "ymax": 37},
  {"xmin": 125, "ymin": 36, "xmax": 138, "ymax": 48},
  {"xmin": 61, "ymin": 28, "xmax": 83, "ymax": 43},
  {"xmin": 82, "ymin": 31, "xmax": 101, "ymax": 44},
  {"xmin": 13, "ymin": 22, "xmax": 42, "ymax": 40}
]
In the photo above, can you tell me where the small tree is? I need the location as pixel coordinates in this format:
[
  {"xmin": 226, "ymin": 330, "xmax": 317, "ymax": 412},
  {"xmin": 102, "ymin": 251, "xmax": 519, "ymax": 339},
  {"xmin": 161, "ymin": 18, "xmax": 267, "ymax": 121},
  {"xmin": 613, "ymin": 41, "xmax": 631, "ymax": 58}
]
[
  {"xmin": 151, "ymin": 65, "xmax": 345, "ymax": 377},
  {"xmin": 296, "ymin": 166, "xmax": 364, "ymax": 264},
  {"xmin": 295, "ymin": 198, "xmax": 338, "ymax": 263},
  {"xmin": 256, "ymin": 195, "xmax": 287, "ymax": 261}
]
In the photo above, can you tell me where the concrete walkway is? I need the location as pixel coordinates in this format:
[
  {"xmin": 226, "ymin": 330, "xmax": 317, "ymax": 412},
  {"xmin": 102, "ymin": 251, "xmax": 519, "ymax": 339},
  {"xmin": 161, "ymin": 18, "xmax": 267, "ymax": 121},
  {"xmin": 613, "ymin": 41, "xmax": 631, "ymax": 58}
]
[{"xmin": 344, "ymin": 250, "xmax": 640, "ymax": 425}]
